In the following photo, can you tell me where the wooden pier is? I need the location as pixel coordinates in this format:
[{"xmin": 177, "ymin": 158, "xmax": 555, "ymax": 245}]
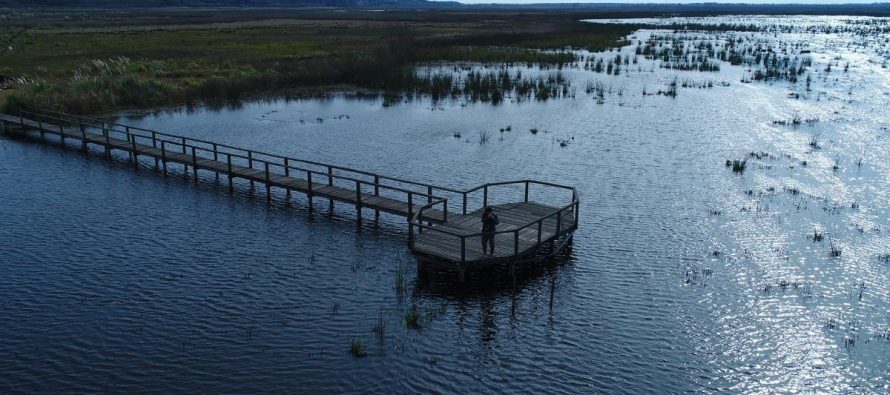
[{"xmin": 1, "ymin": 110, "xmax": 579, "ymax": 268}]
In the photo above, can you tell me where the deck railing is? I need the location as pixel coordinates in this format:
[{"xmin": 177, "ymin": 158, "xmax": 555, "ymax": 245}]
[
  {"xmin": 409, "ymin": 180, "xmax": 579, "ymax": 263},
  {"xmin": 11, "ymin": 110, "xmax": 579, "ymax": 260},
  {"xmin": 20, "ymin": 110, "xmax": 458, "ymax": 219}
]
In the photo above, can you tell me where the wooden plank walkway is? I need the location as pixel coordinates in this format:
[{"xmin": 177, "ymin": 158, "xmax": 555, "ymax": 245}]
[
  {"xmin": 1, "ymin": 110, "xmax": 579, "ymax": 267},
  {"xmin": 412, "ymin": 202, "xmax": 576, "ymax": 264}
]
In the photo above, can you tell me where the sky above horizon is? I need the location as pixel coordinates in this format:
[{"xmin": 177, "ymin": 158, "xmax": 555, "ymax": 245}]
[{"xmin": 440, "ymin": 0, "xmax": 884, "ymax": 4}]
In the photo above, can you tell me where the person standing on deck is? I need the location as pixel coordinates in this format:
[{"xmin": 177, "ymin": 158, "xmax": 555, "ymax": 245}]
[{"xmin": 481, "ymin": 207, "xmax": 499, "ymax": 255}]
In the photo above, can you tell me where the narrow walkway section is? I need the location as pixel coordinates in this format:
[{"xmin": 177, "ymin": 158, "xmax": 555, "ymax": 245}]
[{"xmin": 1, "ymin": 110, "xmax": 579, "ymax": 267}]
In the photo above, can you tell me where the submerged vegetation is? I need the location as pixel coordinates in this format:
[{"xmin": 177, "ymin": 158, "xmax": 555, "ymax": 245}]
[{"xmin": 0, "ymin": 9, "xmax": 635, "ymax": 114}]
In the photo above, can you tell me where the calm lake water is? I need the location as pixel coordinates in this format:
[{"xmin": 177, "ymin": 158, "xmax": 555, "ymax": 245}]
[{"xmin": 2, "ymin": 16, "xmax": 889, "ymax": 393}]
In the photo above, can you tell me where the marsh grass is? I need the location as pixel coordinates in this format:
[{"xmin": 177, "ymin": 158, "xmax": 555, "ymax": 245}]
[
  {"xmin": 812, "ymin": 229, "xmax": 824, "ymax": 242},
  {"xmin": 403, "ymin": 304, "xmax": 422, "ymax": 330},
  {"xmin": 725, "ymin": 159, "xmax": 747, "ymax": 174},
  {"xmin": 349, "ymin": 338, "xmax": 369, "ymax": 357},
  {"xmin": 829, "ymin": 239, "xmax": 842, "ymax": 258},
  {"xmin": 0, "ymin": 11, "xmax": 633, "ymax": 114},
  {"xmin": 372, "ymin": 310, "xmax": 385, "ymax": 338}
]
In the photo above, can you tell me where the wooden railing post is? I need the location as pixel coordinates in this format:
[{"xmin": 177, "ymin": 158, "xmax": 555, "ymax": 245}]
[
  {"xmin": 247, "ymin": 151, "xmax": 254, "ymax": 188},
  {"xmin": 80, "ymin": 124, "xmax": 87, "ymax": 150},
  {"xmin": 307, "ymin": 170, "xmax": 314, "ymax": 211},
  {"xmin": 462, "ymin": 193, "xmax": 468, "ymax": 215},
  {"xmin": 181, "ymin": 137, "xmax": 187, "ymax": 155},
  {"xmin": 58, "ymin": 123, "xmax": 65, "ymax": 145},
  {"xmin": 283, "ymin": 158, "xmax": 291, "ymax": 198},
  {"xmin": 524, "ymin": 181, "xmax": 530, "ymax": 202},
  {"xmin": 191, "ymin": 146, "xmax": 198, "ymax": 182},
  {"xmin": 373, "ymin": 175, "xmax": 380, "ymax": 220},
  {"xmin": 537, "ymin": 220, "xmax": 543, "ymax": 244},
  {"xmin": 212, "ymin": 143, "xmax": 218, "ymax": 161},
  {"xmin": 161, "ymin": 140, "xmax": 168, "ymax": 176},
  {"xmin": 427, "ymin": 186, "xmax": 432, "ymax": 204},
  {"xmin": 483, "ymin": 185, "xmax": 488, "ymax": 207},
  {"xmin": 265, "ymin": 162, "xmax": 271, "ymax": 203},
  {"xmin": 443, "ymin": 200, "xmax": 448, "ymax": 222},
  {"xmin": 151, "ymin": 131, "xmax": 157, "ymax": 148},
  {"xmin": 307, "ymin": 171, "xmax": 314, "ymax": 197},
  {"xmin": 407, "ymin": 192, "xmax": 413, "ymax": 220},
  {"xmin": 514, "ymin": 231, "xmax": 520, "ymax": 257},
  {"xmin": 556, "ymin": 208, "xmax": 562, "ymax": 235},
  {"xmin": 38, "ymin": 118, "xmax": 44, "ymax": 140},
  {"xmin": 408, "ymin": 219, "xmax": 414, "ymax": 247},
  {"xmin": 355, "ymin": 180, "xmax": 362, "ymax": 220},
  {"xmin": 103, "ymin": 127, "xmax": 110, "ymax": 156},
  {"xmin": 227, "ymin": 155, "xmax": 234, "ymax": 193},
  {"xmin": 131, "ymin": 137, "xmax": 138, "ymax": 166},
  {"xmin": 326, "ymin": 166, "xmax": 334, "ymax": 211}
]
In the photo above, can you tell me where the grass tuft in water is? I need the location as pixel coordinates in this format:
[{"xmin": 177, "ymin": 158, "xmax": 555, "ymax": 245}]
[
  {"xmin": 829, "ymin": 239, "xmax": 842, "ymax": 258},
  {"xmin": 403, "ymin": 304, "xmax": 422, "ymax": 330},
  {"xmin": 812, "ymin": 230, "xmax": 824, "ymax": 242},
  {"xmin": 349, "ymin": 338, "xmax": 368, "ymax": 357},
  {"xmin": 725, "ymin": 159, "xmax": 747, "ymax": 174},
  {"xmin": 372, "ymin": 310, "xmax": 385, "ymax": 338}
]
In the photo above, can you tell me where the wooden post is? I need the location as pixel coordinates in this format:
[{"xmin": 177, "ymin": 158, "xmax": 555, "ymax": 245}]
[
  {"xmin": 355, "ymin": 180, "xmax": 362, "ymax": 220},
  {"xmin": 131, "ymin": 138, "xmax": 138, "ymax": 167},
  {"xmin": 59, "ymin": 123, "xmax": 65, "ymax": 145},
  {"xmin": 524, "ymin": 181, "xmax": 530, "ymax": 202},
  {"xmin": 103, "ymin": 127, "xmax": 110, "ymax": 156},
  {"xmin": 537, "ymin": 220, "xmax": 543, "ymax": 244},
  {"xmin": 80, "ymin": 124, "xmax": 87, "ymax": 150},
  {"xmin": 514, "ymin": 231, "xmax": 519, "ymax": 257},
  {"xmin": 307, "ymin": 170, "xmax": 314, "ymax": 211},
  {"xmin": 407, "ymin": 192, "xmax": 413, "ymax": 220},
  {"xmin": 427, "ymin": 186, "xmax": 432, "ymax": 204},
  {"xmin": 443, "ymin": 200, "xmax": 448, "ymax": 222},
  {"xmin": 556, "ymin": 209, "xmax": 562, "ymax": 235},
  {"xmin": 327, "ymin": 166, "xmax": 333, "ymax": 212},
  {"xmin": 408, "ymin": 219, "xmax": 414, "ymax": 247},
  {"xmin": 483, "ymin": 185, "xmax": 488, "ymax": 207},
  {"xmin": 462, "ymin": 193, "xmax": 467, "ymax": 215},
  {"xmin": 284, "ymin": 158, "xmax": 291, "ymax": 198},
  {"xmin": 38, "ymin": 119, "xmax": 44, "ymax": 140},
  {"xmin": 161, "ymin": 141, "xmax": 168, "ymax": 176},
  {"xmin": 265, "ymin": 162, "xmax": 271, "ymax": 203},
  {"xmin": 374, "ymin": 175, "xmax": 380, "ymax": 220},
  {"xmin": 248, "ymin": 151, "xmax": 254, "ymax": 188},
  {"xmin": 191, "ymin": 146, "xmax": 198, "ymax": 183},
  {"xmin": 227, "ymin": 155, "xmax": 234, "ymax": 193},
  {"xmin": 152, "ymin": 132, "xmax": 159, "ymax": 167}
]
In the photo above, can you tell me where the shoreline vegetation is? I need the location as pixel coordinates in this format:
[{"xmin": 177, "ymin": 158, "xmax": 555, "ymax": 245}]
[{"xmin": 0, "ymin": 9, "xmax": 637, "ymax": 115}]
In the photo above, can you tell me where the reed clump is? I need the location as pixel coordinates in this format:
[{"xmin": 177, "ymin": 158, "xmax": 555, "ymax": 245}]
[
  {"xmin": 725, "ymin": 159, "xmax": 747, "ymax": 173},
  {"xmin": 349, "ymin": 338, "xmax": 368, "ymax": 357}
]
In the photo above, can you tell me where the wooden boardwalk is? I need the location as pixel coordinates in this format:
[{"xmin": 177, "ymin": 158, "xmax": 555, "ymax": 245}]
[{"xmin": 1, "ymin": 110, "xmax": 579, "ymax": 267}]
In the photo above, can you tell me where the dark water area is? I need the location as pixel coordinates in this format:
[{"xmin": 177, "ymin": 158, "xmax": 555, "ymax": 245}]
[{"xmin": 2, "ymin": 16, "xmax": 890, "ymax": 393}]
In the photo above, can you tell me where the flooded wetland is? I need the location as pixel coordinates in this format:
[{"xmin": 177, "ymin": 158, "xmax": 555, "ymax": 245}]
[{"xmin": 2, "ymin": 14, "xmax": 890, "ymax": 393}]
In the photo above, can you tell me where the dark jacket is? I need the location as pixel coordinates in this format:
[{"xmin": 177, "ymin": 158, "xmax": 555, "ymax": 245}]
[{"xmin": 482, "ymin": 212, "xmax": 499, "ymax": 232}]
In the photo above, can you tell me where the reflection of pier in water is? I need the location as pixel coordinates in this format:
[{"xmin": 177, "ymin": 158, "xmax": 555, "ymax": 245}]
[{"xmin": 2, "ymin": 110, "xmax": 578, "ymax": 266}]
